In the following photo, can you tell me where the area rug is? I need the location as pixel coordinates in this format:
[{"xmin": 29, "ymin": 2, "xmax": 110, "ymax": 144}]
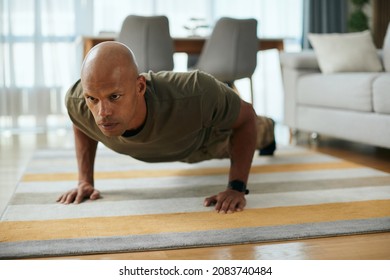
[{"xmin": 1, "ymin": 145, "xmax": 390, "ymax": 259}]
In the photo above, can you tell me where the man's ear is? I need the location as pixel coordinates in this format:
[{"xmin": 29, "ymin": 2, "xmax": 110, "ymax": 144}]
[{"xmin": 136, "ymin": 75, "xmax": 146, "ymax": 96}]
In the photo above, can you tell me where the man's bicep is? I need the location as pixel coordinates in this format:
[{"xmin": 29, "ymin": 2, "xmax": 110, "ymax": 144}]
[{"xmin": 231, "ymin": 100, "xmax": 256, "ymax": 130}]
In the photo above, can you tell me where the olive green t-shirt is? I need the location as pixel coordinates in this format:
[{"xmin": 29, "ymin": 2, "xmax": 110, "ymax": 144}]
[{"xmin": 65, "ymin": 70, "xmax": 241, "ymax": 162}]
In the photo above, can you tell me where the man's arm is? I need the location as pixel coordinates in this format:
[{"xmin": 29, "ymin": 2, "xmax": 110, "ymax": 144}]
[
  {"xmin": 204, "ymin": 100, "xmax": 257, "ymax": 213},
  {"xmin": 57, "ymin": 125, "xmax": 100, "ymax": 204},
  {"xmin": 228, "ymin": 100, "xmax": 257, "ymax": 184}
]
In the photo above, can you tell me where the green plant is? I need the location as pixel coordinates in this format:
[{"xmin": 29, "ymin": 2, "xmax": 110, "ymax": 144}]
[
  {"xmin": 349, "ymin": 10, "xmax": 369, "ymax": 31},
  {"xmin": 348, "ymin": 0, "xmax": 370, "ymax": 32}
]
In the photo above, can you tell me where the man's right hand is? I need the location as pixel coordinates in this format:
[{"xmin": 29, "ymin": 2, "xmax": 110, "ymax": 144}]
[{"xmin": 56, "ymin": 181, "xmax": 100, "ymax": 204}]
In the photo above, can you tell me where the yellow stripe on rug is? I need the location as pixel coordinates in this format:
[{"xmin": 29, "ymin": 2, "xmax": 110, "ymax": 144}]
[
  {"xmin": 21, "ymin": 161, "xmax": 361, "ymax": 182},
  {"xmin": 1, "ymin": 199, "xmax": 389, "ymax": 242}
]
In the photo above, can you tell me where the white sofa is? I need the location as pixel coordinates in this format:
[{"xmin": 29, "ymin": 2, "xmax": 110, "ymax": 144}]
[{"xmin": 279, "ymin": 27, "xmax": 390, "ymax": 149}]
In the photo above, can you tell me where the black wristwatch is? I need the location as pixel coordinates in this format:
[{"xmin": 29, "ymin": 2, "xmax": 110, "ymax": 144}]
[{"xmin": 228, "ymin": 180, "xmax": 250, "ymax": 195}]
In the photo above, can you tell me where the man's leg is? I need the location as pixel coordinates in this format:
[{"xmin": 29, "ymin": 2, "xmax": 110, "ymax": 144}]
[
  {"xmin": 182, "ymin": 116, "xmax": 276, "ymax": 163},
  {"xmin": 256, "ymin": 116, "xmax": 276, "ymax": 155},
  {"xmin": 181, "ymin": 129, "xmax": 231, "ymax": 163}
]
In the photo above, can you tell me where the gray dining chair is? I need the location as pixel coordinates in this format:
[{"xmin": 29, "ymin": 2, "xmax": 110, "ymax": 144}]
[
  {"xmin": 117, "ymin": 15, "xmax": 174, "ymax": 73},
  {"xmin": 195, "ymin": 17, "xmax": 258, "ymax": 103}
]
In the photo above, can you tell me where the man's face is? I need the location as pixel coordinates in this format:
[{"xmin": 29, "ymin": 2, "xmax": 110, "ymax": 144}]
[{"xmin": 82, "ymin": 69, "xmax": 145, "ymax": 137}]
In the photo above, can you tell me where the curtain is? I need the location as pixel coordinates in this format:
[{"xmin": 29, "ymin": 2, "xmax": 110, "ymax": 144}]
[
  {"xmin": 302, "ymin": 0, "xmax": 349, "ymax": 49},
  {"xmin": 0, "ymin": 0, "xmax": 84, "ymax": 130},
  {"xmin": 372, "ymin": 0, "xmax": 390, "ymax": 48}
]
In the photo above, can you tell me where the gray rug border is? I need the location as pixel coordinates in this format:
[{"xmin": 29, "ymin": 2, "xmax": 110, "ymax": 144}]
[{"xmin": 1, "ymin": 217, "xmax": 389, "ymax": 259}]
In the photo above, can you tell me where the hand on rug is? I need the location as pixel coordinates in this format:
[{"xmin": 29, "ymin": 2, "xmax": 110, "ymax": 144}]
[
  {"xmin": 204, "ymin": 189, "xmax": 246, "ymax": 214},
  {"xmin": 56, "ymin": 181, "xmax": 101, "ymax": 204}
]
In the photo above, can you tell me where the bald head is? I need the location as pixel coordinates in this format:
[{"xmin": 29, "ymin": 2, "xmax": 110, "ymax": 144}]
[
  {"xmin": 81, "ymin": 42, "xmax": 139, "ymax": 84},
  {"xmin": 79, "ymin": 41, "xmax": 147, "ymax": 137}
]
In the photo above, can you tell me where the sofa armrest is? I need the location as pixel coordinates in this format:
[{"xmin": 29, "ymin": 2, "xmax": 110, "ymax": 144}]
[
  {"xmin": 279, "ymin": 50, "xmax": 320, "ymax": 70},
  {"xmin": 279, "ymin": 50, "xmax": 321, "ymax": 128}
]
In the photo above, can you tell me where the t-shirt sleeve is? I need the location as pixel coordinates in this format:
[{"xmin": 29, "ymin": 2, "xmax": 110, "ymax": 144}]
[{"xmin": 197, "ymin": 71, "xmax": 242, "ymax": 130}]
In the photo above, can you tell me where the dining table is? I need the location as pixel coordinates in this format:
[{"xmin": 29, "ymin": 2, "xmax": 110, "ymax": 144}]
[{"xmin": 82, "ymin": 35, "xmax": 284, "ymax": 59}]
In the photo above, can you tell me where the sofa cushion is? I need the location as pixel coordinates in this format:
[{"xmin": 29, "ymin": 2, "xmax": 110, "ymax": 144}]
[
  {"xmin": 297, "ymin": 73, "xmax": 382, "ymax": 112},
  {"xmin": 383, "ymin": 22, "xmax": 390, "ymax": 72},
  {"xmin": 308, "ymin": 31, "xmax": 383, "ymax": 74},
  {"xmin": 373, "ymin": 74, "xmax": 390, "ymax": 114}
]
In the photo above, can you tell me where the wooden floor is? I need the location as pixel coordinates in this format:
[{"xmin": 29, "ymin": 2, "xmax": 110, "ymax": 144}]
[{"xmin": 1, "ymin": 128, "xmax": 390, "ymax": 260}]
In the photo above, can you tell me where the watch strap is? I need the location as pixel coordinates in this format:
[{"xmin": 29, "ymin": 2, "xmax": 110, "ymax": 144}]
[{"xmin": 228, "ymin": 180, "xmax": 249, "ymax": 194}]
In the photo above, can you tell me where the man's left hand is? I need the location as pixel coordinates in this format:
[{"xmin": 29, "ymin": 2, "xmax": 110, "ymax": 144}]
[{"xmin": 204, "ymin": 189, "xmax": 246, "ymax": 213}]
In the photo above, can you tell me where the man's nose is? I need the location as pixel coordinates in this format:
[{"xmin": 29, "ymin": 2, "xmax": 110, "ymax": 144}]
[{"xmin": 98, "ymin": 101, "xmax": 112, "ymax": 117}]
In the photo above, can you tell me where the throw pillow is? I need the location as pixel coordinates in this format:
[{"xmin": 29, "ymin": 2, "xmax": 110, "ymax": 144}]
[
  {"xmin": 308, "ymin": 30, "xmax": 383, "ymax": 74},
  {"xmin": 383, "ymin": 22, "xmax": 390, "ymax": 72}
]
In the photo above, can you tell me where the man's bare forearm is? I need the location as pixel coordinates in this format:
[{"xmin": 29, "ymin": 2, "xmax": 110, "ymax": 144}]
[
  {"xmin": 73, "ymin": 125, "xmax": 98, "ymax": 185},
  {"xmin": 228, "ymin": 102, "xmax": 257, "ymax": 184}
]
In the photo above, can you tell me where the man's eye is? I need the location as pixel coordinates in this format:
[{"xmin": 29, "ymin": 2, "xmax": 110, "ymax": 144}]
[
  {"xmin": 110, "ymin": 94, "xmax": 121, "ymax": 101},
  {"xmin": 86, "ymin": 96, "xmax": 97, "ymax": 103}
]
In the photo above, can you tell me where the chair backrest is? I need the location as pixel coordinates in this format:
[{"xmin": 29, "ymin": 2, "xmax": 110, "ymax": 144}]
[
  {"xmin": 196, "ymin": 17, "xmax": 258, "ymax": 82},
  {"xmin": 117, "ymin": 15, "xmax": 174, "ymax": 73}
]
